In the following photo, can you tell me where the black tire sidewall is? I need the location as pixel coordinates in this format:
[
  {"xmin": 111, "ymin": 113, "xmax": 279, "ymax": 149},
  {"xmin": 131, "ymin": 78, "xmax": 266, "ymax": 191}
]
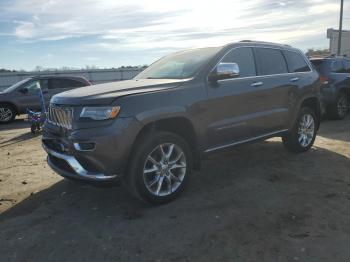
[
  {"xmin": 335, "ymin": 93, "xmax": 348, "ymax": 119},
  {"xmin": 126, "ymin": 131, "xmax": 193, "ymax": 204}
]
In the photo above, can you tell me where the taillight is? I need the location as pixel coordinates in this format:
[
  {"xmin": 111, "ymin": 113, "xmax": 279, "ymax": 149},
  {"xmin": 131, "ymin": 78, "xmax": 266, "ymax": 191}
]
[{"xmin": 319, "ymin": 75, "xmax": 329, "ymax": 85}]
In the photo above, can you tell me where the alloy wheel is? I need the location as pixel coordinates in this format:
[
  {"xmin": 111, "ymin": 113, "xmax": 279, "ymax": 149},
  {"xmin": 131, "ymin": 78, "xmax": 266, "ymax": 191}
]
[
  {"xmin": 297, "ymin": 113, "xmax": 315, "ymax": 148},
  {"xmin": 0, "ymin": 107, "xmax": 13, "ymax": 122},
  {"xmin": 143, "ymin": 143, "xmax": 186, "ymax": 197}
]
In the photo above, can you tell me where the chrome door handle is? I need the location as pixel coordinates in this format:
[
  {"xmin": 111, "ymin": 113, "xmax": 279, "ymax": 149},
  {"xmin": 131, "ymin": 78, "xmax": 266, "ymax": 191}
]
[
  {"xmin": 251, "ymin": 81, "xmax": 263, "ymax": 87},
  {"xmin": 290, "ymin": 77, "xmax": 299, "ymax": 82}
]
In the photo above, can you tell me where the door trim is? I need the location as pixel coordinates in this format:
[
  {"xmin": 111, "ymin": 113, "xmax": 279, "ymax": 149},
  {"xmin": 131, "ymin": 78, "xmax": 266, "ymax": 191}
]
[{"xmin": 204, "ymin": 129, "xmax": 288, "ymax": 153}]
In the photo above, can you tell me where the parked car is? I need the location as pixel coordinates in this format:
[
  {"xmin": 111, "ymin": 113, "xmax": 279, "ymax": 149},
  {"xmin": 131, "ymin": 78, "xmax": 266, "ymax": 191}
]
[
  {"xmin": 310, "ymin": 57, "xmax": 350, "ymax": 119},
  {"xmin": 0, "ymin": 75, "xmax": 91, "ymax": 123},
  {"xmin": 42, "ymin": 41, "xmax": 322, "ymax": 204}
]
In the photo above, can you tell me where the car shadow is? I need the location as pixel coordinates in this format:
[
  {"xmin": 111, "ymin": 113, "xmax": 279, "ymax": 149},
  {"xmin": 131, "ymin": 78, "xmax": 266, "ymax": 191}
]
[
  {"xmin": 0, "ymin": 118, "xmax": 29, "ymax": 131},
  {"xmin": 0, "ymin": 131, "xmax": 41, "ymax": 148},
  {"xmin": 1, "ymin": 140, "xmax": 350, "ymax": 261}
]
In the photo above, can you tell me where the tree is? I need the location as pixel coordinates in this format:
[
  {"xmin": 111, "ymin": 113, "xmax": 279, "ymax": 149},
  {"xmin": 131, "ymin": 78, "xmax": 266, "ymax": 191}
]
[{"xmin": 306, "ymin": 48, "xmax": 331, "ymax": 57}]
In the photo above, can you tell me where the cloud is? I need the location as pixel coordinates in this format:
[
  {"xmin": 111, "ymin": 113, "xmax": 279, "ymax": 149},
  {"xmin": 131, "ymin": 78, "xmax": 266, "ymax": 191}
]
[
  {"xmin": 1, "ymin": 0, "xmax": 347, "ymax": 60},
  {"xmin": 0, "ymin": 0, "xmax": 350, "ymax": 70}
]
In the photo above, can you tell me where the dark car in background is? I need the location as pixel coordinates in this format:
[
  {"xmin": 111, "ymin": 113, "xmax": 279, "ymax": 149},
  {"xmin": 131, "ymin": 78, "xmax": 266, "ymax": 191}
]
[
  {"xmin": 0, "ymin": 75, "xmax": 91, "ymax": 123},
  {"xmin": 310, "ymin": 57, "xmax": 350, "ymax": 119},
  {"xmin": 42, "ymin": 41, "xmax": 322, "ymax": 204}
]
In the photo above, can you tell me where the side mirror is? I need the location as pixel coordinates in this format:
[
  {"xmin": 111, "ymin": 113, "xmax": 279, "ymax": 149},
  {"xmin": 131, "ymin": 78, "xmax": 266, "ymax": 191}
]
[
  {"xmin": 209, "ymin": 62, "xmax": 240, "ymax": 82},
  {"xmin": 18, "ymin": 87, "xmax": 28, "ymax": 94}
]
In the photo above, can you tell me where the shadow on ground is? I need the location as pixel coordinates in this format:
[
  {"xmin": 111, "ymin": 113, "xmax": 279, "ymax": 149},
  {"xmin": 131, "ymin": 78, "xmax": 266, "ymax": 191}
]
[
  {"xmin": 0, "ymin": 132, "xmax": 41, "ymax": 148},
  {"xmin": 1, "ymin": 140, "xmax": 350, "ymax": 262},
  {"xmin": 0, "ymin": 118, "xmax": 29, "ymax": 131}
]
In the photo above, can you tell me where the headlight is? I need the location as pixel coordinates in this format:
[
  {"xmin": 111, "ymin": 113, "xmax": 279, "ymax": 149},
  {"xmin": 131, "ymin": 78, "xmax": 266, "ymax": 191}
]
[{"xmin": 80, "ymin": 106, "xmax": 120, "ymax": 120}]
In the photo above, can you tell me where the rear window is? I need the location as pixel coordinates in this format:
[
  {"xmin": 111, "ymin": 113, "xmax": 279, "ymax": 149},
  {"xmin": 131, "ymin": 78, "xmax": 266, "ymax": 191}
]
[
  {"xmin": 284, "ymin": 51, "xmax": 310, "ymax": 73},
  {"xmin": 310, "ymin": 59, "xmax": 324, "ymax": 72},
  {"xmin": 255, "ymin": 48, "xmax": 288, "ymax": 75}
]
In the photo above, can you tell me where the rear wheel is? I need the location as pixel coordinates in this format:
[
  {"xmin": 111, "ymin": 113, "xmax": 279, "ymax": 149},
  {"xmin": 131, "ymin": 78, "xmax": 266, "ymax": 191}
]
[
  {"xmin": 329, "ymin": 92, "xmax": 348, "ymax": 120},
  {"xmin": 0, "ymin": 104, "xmax": 16, "ymax": 124},
  {"xmin": 283, "ymin": 107, "xmax": 317, "ymax": 153},
  {"xmin": 125, "ymin": 131, "xmax": 192, "ymax": 204}
]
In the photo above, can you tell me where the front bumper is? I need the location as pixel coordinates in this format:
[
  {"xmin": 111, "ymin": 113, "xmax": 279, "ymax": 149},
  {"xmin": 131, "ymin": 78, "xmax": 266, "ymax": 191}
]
[
  {"xmin": 42, "ymin": 117, "xmax": 143, "ymax": 182},
  {"xmin": 43, "ymin": 143, "xmax": 118, "ymax": 181}
]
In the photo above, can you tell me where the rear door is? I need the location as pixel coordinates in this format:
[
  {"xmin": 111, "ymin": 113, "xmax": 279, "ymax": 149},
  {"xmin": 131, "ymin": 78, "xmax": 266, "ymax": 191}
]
[
  {"xmin": 282, "ymin": 50, "xmax": 314, "ymax": 121},
  {"xmin": 253, "ymin": 47, "xmax": 300, "ymax": 132}
]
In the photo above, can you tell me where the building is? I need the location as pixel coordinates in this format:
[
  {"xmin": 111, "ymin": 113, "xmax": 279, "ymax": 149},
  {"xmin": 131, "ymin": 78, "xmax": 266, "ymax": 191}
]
[{"xmin": 327, "ymin": 28, "xmax": 350, "ymax": 56}]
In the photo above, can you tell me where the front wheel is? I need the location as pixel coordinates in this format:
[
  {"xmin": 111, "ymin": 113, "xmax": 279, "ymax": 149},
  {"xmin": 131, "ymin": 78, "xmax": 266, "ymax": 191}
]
[
  {"xmin": 125, "ymin": 131, "xmax": 192, "ymax": 204},
  {"xmin": 283, "ymin": 107, "xmax": 318, "ymax": 153}
]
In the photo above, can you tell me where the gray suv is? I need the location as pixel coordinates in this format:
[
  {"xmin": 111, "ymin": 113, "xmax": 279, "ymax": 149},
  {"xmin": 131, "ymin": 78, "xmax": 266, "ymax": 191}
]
[
  {"xmin": 310, "ymin": 57, "xmax": 350, "ymax": 119},
  {"xmin": 42, "ymin": 41, "xmax": 322, "ymax": 204},
  {"xmin": 0, "ymin": 76, "xmax": 91, "ymax": 123}
]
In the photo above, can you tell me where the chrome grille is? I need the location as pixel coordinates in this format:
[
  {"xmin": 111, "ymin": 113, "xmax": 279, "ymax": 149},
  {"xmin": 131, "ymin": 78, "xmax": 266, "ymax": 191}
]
[{"xmin": 48, "ymin": 105, "xmax": 73, "ymax": 129}]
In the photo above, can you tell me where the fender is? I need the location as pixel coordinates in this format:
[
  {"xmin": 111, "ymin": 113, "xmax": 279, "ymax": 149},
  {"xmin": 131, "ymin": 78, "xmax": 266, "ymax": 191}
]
[{"xmin": 135, "ymin": 106, "xmax": 187, "ymax": 125}]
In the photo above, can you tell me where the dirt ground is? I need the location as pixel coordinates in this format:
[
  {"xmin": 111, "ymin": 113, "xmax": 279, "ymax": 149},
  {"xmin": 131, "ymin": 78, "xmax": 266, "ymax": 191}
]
[{"xmin": 0, "ymin": 116, "xmax": 350, "ymax": 262}]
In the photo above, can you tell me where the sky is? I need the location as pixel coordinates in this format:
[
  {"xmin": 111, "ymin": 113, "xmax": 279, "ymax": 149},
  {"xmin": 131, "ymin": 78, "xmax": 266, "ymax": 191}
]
[{"xmin": 0, "ymin": 0, "xmax": 349, "ymax": 71}]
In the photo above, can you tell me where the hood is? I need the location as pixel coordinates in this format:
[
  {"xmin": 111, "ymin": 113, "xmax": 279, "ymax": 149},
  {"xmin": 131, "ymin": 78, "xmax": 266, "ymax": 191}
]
[{"xmin": 51, "ymin": 78, "xmax": 187, "ymax": 105}]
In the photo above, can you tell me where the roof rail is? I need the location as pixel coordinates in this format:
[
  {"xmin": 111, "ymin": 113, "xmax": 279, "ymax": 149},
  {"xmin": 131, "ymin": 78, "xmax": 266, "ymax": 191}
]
[{"xmin": 239, "ymin": 40, "xmax": 291, "ymax": 47}]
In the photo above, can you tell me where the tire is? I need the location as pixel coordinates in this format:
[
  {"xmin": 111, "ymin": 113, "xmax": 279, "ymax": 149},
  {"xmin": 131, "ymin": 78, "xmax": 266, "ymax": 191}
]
[
  {"xmin": 0, "ymin": 104, "xmax": 16, "ymax": 124},
  {"xmin": 283, "ymin": 107, "xmax": 318, "ymax": 153},
  {"xmin": 328, "ymin": 92, "xmax": 348, "ymax": 120},
  {"xmin": 125, "ymin": 131, "xmax": 192, "ymax": 204}
]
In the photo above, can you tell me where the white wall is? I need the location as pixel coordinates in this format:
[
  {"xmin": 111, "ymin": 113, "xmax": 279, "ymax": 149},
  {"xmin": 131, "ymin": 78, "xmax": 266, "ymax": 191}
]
[
  {"xmin": 0, "ymin": 68, "xmax": 143, "ymax": 91},
  {"xmin": 327, "ymin": 28, "xmax": 350, "ymax": 56}
]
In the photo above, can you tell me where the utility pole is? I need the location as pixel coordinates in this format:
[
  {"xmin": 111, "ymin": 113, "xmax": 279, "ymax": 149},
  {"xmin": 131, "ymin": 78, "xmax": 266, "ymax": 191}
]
[{"xmin": 337, "ymin": 0, "xmax": 344, "ymax": 56}]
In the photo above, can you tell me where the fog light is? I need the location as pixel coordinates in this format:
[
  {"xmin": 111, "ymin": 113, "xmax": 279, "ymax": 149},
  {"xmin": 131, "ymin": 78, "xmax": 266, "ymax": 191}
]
[{"xmin": 74, "ymin": 142, "xmax": 96, "ymax": 151}]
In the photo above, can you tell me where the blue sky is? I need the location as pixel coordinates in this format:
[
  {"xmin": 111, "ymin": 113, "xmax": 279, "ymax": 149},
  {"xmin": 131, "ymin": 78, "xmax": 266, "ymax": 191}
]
[{"xmin": 0, "ymin": 0, "xmax": 349, "ymax": 71}]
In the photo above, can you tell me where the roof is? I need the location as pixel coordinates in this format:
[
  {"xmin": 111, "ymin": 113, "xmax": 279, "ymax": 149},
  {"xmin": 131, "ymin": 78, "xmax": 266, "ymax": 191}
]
[{"xmin": 28, "ymin": 75, "xmax": 88, "ymax": 81}]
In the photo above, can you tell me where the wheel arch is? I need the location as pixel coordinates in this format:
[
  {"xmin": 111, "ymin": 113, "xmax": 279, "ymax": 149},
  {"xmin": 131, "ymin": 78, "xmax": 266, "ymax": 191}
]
[
  {"xmin": 0, "ymin": 101, "xmax": 19, "ymax": 115},
  {"xmin": 299, "ymin": 96, "xmax": 322, "ymax": 130},
  {"xmin": 129, "ymin": 116, "xmax": 201, "ymax": 170}
]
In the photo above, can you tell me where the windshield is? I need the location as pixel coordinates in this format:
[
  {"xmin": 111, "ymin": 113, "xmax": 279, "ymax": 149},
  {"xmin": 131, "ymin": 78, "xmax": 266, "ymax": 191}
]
[
  {"xmin": 135, "ymin": 47, "xmax": 220, "ymax": 80},
  {"xmin": 3, "ymin": 78, "xmax": 31, "ymax": 93}
]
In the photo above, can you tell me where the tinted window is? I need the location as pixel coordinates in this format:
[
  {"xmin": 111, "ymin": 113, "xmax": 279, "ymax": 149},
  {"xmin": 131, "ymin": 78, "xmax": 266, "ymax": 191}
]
[
  {"xmin": 40, "ymin": 79, "xmax": 49, "ymax": 90},
  {"xmin": 222, "ymin": 47, "xmax": 256, "ymax": 77},
  {"xmin": 255, "ymin": 48, "xmax": 288, "ymax": 75},
  {"xmin": 310, "ymin": 59, "xmax": 324, "ymax": 72},
  {"xmin": 332, "ymin": 60, "xmax": 344, "ymax": 73},
  {"xmin": 284, "ymin": 51, "xmax": 310, "ymax": 72},
  {"xmin": 49, "ymin": 79, "xmax": 86, "ymax": 89},
  {"xmin": 343, "ymin": 60, "xmax": 350, "ymax": 73}
]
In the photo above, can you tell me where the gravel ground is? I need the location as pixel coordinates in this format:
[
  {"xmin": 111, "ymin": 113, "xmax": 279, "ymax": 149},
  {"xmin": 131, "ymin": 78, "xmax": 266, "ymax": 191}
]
[{"xmin": 0, "ymin": 116, "xmax": 350, "ymax": 262}]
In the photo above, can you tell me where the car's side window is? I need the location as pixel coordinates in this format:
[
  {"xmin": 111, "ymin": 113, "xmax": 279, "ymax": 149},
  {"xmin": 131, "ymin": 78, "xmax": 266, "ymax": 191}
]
[
  {"xmin": 49, "ymin": 79, "xmax": 62, "ymax": 89},
  {"xmin": 283, "ymin": 51, "xmax": 311, "ymax": 73},
  {"xmin": 255, "ymin": 48, "xmax": 288, "ymax": 76},
  {"xmin": 40, "ymin": 79, "xmax": 49, "ymax": 90},
  {"xmin": 332, "ymin": 60, "xmax": 345, "ymax": 73},
  {"xmin": 24, "ymin": 80, "xmax": 41, "ymax": 94},
  {"xmin": 221, "ymin": 47, "xmax": 256, "ymax": 77},
  {"xmin": 63, "ymin": 79, "xmax": 86, "ymax": 88},
  {"xmin": 343, "ymin": 60, "xmax": 350, "ymax": 73}
]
